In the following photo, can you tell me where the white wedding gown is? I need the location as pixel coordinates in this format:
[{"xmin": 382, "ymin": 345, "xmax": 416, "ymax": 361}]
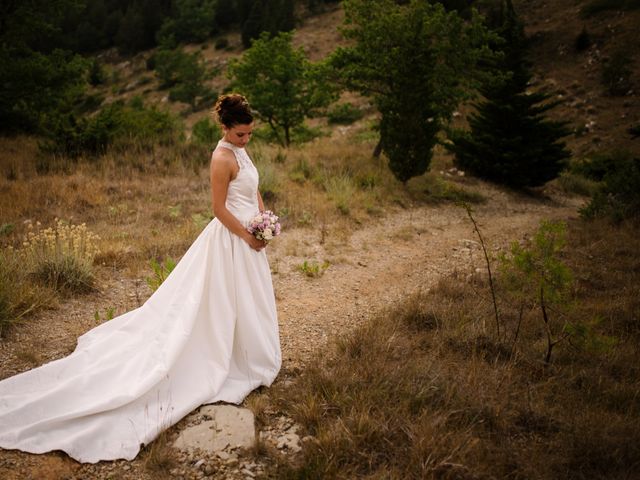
[{"xmin": 0, "ymin": 140, "xmax": 281, "ymax": 463}]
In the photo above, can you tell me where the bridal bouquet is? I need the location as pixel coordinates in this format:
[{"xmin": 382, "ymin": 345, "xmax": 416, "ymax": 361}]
[{"xmin": 247, "ymin": 210, "xmax": 281, "ymax": 242}]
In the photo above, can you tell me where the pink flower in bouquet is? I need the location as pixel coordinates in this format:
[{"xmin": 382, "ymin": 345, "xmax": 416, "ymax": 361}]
[{"xmin": 247, "ymin": 210, "xmax": 281, "ymax": 242}]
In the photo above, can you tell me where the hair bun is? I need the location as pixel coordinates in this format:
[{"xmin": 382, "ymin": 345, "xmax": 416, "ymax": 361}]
[{"xmin": 213, "ymin": 93, "xmax": 253, "ymax": 128}]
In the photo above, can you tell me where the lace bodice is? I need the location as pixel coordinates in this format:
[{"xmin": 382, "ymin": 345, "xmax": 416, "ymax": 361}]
[{"xmin": 216, "ymin": 140, "xmax": 259, "ymax": 224}]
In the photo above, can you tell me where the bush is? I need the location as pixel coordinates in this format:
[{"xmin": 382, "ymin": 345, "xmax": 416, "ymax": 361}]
[
  {"xmin": 324, "ymin": 174, "xmax": 355, "ymax": 215},
  {"xmin": 191, "ymin": 117, "xmax": 221, "ymax": 146},
  {"xmin": 575, "ymin": 26, "xmax": 592, "ymax": 52},
  {"xmin": 153, "ymin": 48, "xmax": 208, "ymax": 107},
  {"xmin": 214, "ymin": 37, "xmax": 229, "ymax": 50},
  {"xmin": 580, "ymin": 152, "xmax": 640, "ymax": 221},
  {"xmin": 146, "ymin": 257, "xmax": 177, "ymax": 292},
  {"xmin": 41, "ymin": 101, "xmax": 183, "ymax": 157},
  {"xmin": 255, "ymin": 160, "xmax": 281, "ymax": 202},
  {"xmin": 601, "ymin": 49, "xmax": 633, "ymax": 96},
  {"xmin": 21, "ymin": 220, "xmax": 100, "ymax": 294},
  {"xmin": 327, "ymin": 102, "xmax": 364, "ymax": 125},
  {"xmin": 0, "ymin": 247, "xmax": 50, "ymax": 337},
  {"xmin": 88, "ymin": 58, "xmax": 107, "ymax": 86}
]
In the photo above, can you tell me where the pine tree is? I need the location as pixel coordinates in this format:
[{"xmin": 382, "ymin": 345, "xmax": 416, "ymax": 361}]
[
  {"xmin": 331, "ymin": 0, "xmax": 489, "ymax": 184},
  {"xmin": 447, "ymin": 0, "xmax": 570, "ymax": 188}
]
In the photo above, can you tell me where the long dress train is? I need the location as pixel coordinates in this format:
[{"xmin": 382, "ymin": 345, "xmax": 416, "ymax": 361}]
[{"xmin": 0, "ymin": 140, "xmax": 281, "ymax": 463}]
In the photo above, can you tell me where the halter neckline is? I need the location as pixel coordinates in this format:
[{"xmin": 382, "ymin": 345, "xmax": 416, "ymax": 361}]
[{"xmin": 218, "ymin": 139, "xmax": 241, "ymax": 150}]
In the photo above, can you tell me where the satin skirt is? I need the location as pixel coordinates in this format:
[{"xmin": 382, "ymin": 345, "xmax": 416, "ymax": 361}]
[{"xmin": 0, "ymin": 218, "xmax": 281, "ymax": 463}]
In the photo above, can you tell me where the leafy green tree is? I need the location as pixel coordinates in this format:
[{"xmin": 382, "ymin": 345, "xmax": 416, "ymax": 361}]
[
  {"xmin": 0, "ymin": 0, "xmax": 88, "ymax": 133},
  {"xmin": 447, "ymin": 0, "xmax": 570, "ymax": 188},
  {"xmin": 331, "ymin": 0, "xmax": 490, "ymax": 183},
  {"xmin": 157, "ymin": 0, "xmax": 218, "ymax": 46},
  {"xmin": 241, "ymin": 0, "xmax": 295, "ymax": 48},
  {"xmin": 115, "ymin": 0, "xmax": 168, "ymax": 53},
  {"xmin": 153, "ymin": 48, "xmax": 209, "ymax": 107},
  {"xmin": 229, "ymin": 31, "xmax": 336, "ymax": 146}
]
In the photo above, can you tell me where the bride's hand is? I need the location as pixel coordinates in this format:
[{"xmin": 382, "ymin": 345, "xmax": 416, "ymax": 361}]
[{"xmin": 244, "ymin": 233, "xmax": 266, "ymax": 251}]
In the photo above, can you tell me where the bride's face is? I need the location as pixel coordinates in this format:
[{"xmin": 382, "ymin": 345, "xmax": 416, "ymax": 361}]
[{"xmin": 223, "ymin": 122, "xmax": 254, "ymax": 148}]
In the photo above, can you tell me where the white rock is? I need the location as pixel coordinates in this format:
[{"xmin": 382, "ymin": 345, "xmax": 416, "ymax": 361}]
[
  {"xmin": 276, "ymin": 432, "xmax": 302, "ymax": 452},
  {"xmin": 174, "ymin": 405, "xmax": 255, "ymax": 453}
]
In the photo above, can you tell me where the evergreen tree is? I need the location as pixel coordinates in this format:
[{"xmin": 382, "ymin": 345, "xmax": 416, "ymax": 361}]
[
  {"xmin": 447, "ymin": 0, "xmax": 570, "ymax": 188},
  {"xmin": 0, "ymin": 0, "xmax": 88, "ymax": 133},
  {"xmin": 157, "ymin": 0, "xmax": 218, "ymax": 46},
  {"xmin": 330, "ymin": 0, "xmax": 489, "ymax": 183},
  {"xmin": 241, "ymin": 0, "xmax": 295, "ymax": 48}
]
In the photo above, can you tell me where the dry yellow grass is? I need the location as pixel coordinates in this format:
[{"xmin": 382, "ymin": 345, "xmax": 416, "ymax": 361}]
[{"xmin": 256, "ymin": 219, "xmax": 640, "ymax": 479}]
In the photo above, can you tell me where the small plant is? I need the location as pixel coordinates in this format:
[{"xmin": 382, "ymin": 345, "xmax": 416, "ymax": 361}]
[
  {"xmin": 289, "ymin": 157, "xmax": 314, "ymax": 184},
  {"xmin": 324, "ymin": 175, "xmax": 355, "ymax": 215},
  {"xmin": 215, "ymin": 37, "xmax": 229, "ymax": 50},
  {"xmin": 21, "ymin": 220, "xmax": 100, "ymax": 294},
  {"xmin": 94, "ymin": 306, "xmax": 116, "ymax": 323},
  {"xmin": 601, "ymin": 50, "xmax": 633, "ymax": 96},
  {"xmin": 579, "ymin": 151, "xmax": 640, "ymax": 221},
  {"xmin": 297, "ymin": 260, "xmax": 330, "ymax": 278},
  {"xmin": 327, "ymin": 102, "xmax": 364, "ymax": 125},
  {"xmin": 191, "ymin": 212, "xmax": 213, "ymax": 231},
  {"xmin": 575, "ymin": 26, "xmax": 592, "ymax": 52},
  {"xmin": 0, "ymin": 247, "xmax": 50, "ymax": 337},
  {"xmin": 255, "ymin": 160, "xmax": 280, "ymax": 202},
  {"xmin": 167, "ymin": 204, "xmax": 182, "ymax": 219},
  {"xmin": 191, "ymin": 117, "xmax": 221, "ymax": 146},
  {"xmin": 461, "ymin": 203, "xmax": 500, "ymax": 338},
  {"xmin": 146, "ymin": 257, "xmax": 177, "ymax": 292},
  {"xmin": 499, "ymin": 221, "xmax": 573, "ymax": 364}
]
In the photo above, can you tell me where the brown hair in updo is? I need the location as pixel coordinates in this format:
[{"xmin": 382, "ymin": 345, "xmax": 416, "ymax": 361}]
[{"xmin": 213, "ymin": 93, "xmax": 253, "ymax": 128}]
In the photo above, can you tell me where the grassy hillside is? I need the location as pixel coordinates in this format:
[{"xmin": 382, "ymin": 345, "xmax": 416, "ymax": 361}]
[{"xmin": 0, "ymin": 1, "xmax": 639, "ymax": 478}]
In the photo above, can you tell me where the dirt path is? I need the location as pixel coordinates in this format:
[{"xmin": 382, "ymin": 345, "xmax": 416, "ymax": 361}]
[
  {"xmin": 0, "ymin": 180, "xmax": 583, "ymax": 479},
  {"xmin": 273, "ymin": 183, "xmax": 582, "ymax": 371}
]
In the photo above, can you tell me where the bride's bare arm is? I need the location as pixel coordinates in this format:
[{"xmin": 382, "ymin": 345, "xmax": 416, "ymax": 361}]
[
  {"xmin": 210, "ymin": 149, "xmax": 265, "ymax": 251},
  {"xmin": 257, "ymin": 190, "xmax": 265, "ymax": 212}
]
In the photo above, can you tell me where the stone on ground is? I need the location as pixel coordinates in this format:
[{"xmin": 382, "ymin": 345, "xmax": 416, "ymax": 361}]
[{"xmin": 174, "ymin": 405, "xmax": 255, "ymax": 453}]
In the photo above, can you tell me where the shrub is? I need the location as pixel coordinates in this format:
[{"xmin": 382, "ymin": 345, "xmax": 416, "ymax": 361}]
[
  {"xmin": 601, "ymin": 49, "xmax": 633, "ymax": 96},
  {"xmin": 146, "ymin": 257, "xmax": 177, "ymax": 292},
  {"xmin": 40, "ymin": 101, "xmax": 183, "ymax": 157},
  {"xmin": 214, "ymin": 37, "xmax": 229, "ymax": 50},
  {"xmin": 297, "ymin": 260, "xmax": 330, "ymax": 278},
  {"xmin": 324, "ymin": 174, "xmax": 355, "ymax": 215},
  {"xmin": 21, "ymin": 220, "xmax": 100, "ymax": 294},
  {"xmin": 153, "ymin": 48, "xmax": 208, "ymax": 107},
  {"xmin": 191, "ymin": 117, "xmax": 221, "ymax": 146},
  {"xmin": 88, "ymin": 58, "xmax": 107, "ymax": 86},
  {"xmin": 0, "ymin": 247, "xmax": 50, "ymax": 337},
  {"xmin": 581, "ymin": 153, "xmax": 640, "ymax": 221},
  {"xmin": 255, "ymin": 160, "xmax": 280, "ymax": 202},
  {"xmin": 499, "ymin": 221, "xmax": 573, "ymax": 364},
  {"xmin": 327, "ymin": 102, "xmax": 364, "ymax": 125},
  {"xmin": 575, "ymin": 26, "xmax": 592, "ymax": 52}
]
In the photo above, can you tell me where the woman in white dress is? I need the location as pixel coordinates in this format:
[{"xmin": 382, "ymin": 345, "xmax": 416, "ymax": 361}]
[{"xmin": 0, "ymin": 93, "xmax": 281, "ymax": 463}]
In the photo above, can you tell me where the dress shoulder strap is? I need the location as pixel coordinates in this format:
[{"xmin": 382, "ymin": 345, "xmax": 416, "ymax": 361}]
[{"xmin": 217, "ymin": 140, "xmax": 244, "ymax": 168}]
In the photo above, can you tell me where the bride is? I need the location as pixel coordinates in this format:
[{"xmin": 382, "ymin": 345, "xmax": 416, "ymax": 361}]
[{"xmin": 0, "ymin": 93, "xmax": 282, "ymax": 463}]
